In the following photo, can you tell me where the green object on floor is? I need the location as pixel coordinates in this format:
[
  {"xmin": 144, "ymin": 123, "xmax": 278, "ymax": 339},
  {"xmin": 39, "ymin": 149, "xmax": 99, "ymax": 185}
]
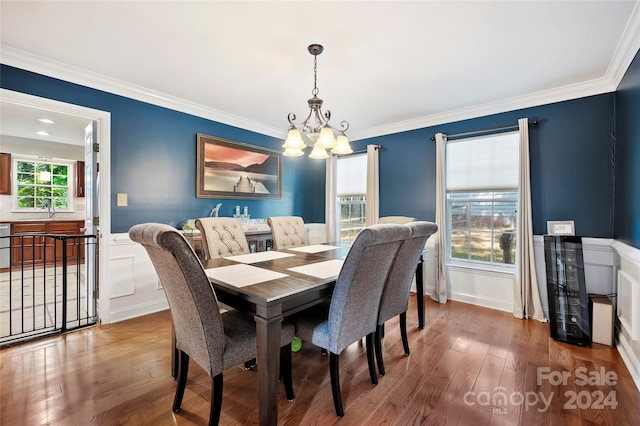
[{"xmin": 291, "ymin": 337, "xmax": 302, "ymax": 352}]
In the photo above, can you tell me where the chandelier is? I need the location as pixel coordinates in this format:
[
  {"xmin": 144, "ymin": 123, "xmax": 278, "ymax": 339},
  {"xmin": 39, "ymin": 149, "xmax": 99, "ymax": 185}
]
[{"xmin": 282, "ymin": 44, "xmax": 352, "ymax": 159}]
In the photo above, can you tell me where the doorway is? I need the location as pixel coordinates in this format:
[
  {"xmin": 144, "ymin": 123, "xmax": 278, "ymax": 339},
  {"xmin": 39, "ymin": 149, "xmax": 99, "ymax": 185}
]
[{"xmin": 0, "ymin": 89, "xmax": 112, "ymax": 337}]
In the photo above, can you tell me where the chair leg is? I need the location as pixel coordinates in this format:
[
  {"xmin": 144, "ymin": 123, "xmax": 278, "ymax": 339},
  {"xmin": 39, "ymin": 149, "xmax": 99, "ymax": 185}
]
[
  {"xmin": 329, "ymin": 353, "xmax": 344, "ymax": 418},
  {"xmin": 172, "ymin": 350, "xmax": 190, "ymax": 412},
  {"xmin": 210, "ymin": 373, "xmax": 223, "ymax": 426},
  {"xmin": 374, "ymin": 324, "xmax": 385, "ymax": 376},
  {"xmin": 365, "ymin": 333, "xmax": 378, "ymax": 385},
  {"xmin": 400, "ymin": 312, "xmax": 410, "ymax": 355},
  {"xmin": 280, "ymin": 345, "xmax": 295, "ymax": 401}
]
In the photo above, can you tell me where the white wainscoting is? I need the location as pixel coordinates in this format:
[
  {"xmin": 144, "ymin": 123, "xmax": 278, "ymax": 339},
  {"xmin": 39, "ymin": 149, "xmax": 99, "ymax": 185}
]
[
  {"xmin": 107, "ymin": 227, "xmax": 640, "ymax": 391},
  {"xmin": 421, "ymin": 235, "xmax": 639, "ymax": 390},
  {"xmin": 107, "ymin": 233, "xmax": 169, "ymax": 323},
  {"xmin": 611, "ymin": 240, "xmax": 640, "ymax": 391},
  {"xmin": 533, "ymin": 236, "xmax": 617, "ymax": 320}
]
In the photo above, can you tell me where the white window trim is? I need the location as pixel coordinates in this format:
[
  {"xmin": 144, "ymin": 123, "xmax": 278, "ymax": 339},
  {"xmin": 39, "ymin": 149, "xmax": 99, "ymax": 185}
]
[{"xmin": 12, "ymin": 154, "xmax": 76, "ymax": 213}]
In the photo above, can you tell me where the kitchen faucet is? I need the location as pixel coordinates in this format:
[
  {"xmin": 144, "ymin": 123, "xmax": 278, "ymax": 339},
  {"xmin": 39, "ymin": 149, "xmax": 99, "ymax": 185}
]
[{"xmin": 41, "ymin": 199, "xmax": 55, "ymax": 218}]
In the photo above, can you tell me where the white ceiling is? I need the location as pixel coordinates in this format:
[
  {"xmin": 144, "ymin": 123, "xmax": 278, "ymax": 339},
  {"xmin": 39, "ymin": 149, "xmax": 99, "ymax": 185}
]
[{"xmin": 1, "ymin": 1, "xmax": 640, "ymax": 143}]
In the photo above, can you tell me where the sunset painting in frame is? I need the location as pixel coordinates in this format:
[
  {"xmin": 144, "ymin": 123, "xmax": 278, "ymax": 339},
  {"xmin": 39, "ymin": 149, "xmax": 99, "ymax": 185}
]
[{"xmin": 196, "ymin": 134, "xmax": 282, "ymax": 199}]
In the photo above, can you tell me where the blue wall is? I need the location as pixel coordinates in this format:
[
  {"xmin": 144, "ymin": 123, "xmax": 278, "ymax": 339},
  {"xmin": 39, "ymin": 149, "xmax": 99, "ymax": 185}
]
[
  {"xmin": 2, "ymin": 63, "xmax": 629, "ymax": 242},
  {"xmin": 615, "ymin": 50, "xmax": 640, "ymax": 249},
  {"xmin": 354, "ymin": 94, "xmax": 616, "ymax": 238},
  {"xmin": 1, "ymin": 65, "xmax": 319, "ymax": 233}
]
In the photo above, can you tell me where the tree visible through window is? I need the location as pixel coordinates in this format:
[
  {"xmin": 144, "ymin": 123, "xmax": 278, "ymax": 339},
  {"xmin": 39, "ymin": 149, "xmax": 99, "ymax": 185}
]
[
  {"xmin": 448, "ymin": 192, "xmax": 517, "ymax": 264},
  {"xmin": 16, "ymin": 159, "xmax": 70, "ymax": 210}
]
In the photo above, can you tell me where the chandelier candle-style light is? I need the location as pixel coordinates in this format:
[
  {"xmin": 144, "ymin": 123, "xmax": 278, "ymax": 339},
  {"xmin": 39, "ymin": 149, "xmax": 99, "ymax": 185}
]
[{"xmin": 283, "ymin": 44, "xmax": 352, "ymax": 159}]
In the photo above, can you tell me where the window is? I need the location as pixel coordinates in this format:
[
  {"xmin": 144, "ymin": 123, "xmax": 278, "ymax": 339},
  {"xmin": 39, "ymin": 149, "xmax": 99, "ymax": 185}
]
[
  {"xmin": 445, "ymin": 132, "xmax": 519, "ymax": 268},
  {"xmin": 448, "ymin": 191, "xmax": 517, "ymax": 265},
  {"xmin": 15, "ymin": 157, "xmax": 72, "ymax": 210},
  {"xmin": 336, "ymin": 154, "xmax": 366, "ymax": 243}
]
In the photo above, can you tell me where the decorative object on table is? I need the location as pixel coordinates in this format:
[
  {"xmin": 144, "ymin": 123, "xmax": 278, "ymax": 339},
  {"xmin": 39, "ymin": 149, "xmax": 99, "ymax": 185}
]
[
  {"xmin": 282, "ymin": 44, "xmax": 353, "ymax": 158},
  {"xmin": 182, "ymin": 219, "xmax": 196, "ymax": 233},
  {"xmin": 196, "ymin": 134, "xmax": 282, "ymax": 199}
]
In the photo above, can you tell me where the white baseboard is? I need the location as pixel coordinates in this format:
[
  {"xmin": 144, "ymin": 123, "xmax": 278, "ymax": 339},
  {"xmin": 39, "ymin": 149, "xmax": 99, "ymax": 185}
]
[
  {"xmin": 110, "ymin": 299, "xmax": 169, "ymax": 324},
  {"xmin": 449, "ymin": 290, "xmax": 513, "ymax": 313},
  {"xmin": 617, "ymin": 331, "xmax": 640, "ymax": 392}
]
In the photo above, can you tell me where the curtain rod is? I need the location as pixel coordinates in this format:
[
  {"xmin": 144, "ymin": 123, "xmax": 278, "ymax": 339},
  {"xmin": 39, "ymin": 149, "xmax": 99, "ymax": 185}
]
[
  {"xmin": 348, "ymin": 144, "xmax": 383, "ymax": 155},
  {"xmin": 429, "ymin": 119, "xmax": 540, "ymax": 142}
]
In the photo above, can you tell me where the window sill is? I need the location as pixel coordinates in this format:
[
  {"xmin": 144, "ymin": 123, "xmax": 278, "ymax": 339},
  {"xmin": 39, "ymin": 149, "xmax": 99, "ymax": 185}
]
[{"xmin": 446, "ymin": 260, "xmax": 515, "ymax": 276}]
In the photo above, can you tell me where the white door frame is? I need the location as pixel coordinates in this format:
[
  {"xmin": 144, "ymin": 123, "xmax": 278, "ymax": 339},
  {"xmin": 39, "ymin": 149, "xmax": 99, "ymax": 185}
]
[{"xmin": 1, "ymin": 89, "xmax": 113, "ymax": 324}]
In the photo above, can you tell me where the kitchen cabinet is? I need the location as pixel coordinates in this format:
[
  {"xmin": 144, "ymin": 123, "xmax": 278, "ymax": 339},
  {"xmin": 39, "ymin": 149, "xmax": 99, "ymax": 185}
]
[
  {"xmin": 76, "ymin": 160, "xmax": 85, "ymax": 197},
  {"xmin": 10, "ymin": 220, "xmax": 85, "ymax": 266},
  {"xmin": 0, "ymin": 153, "xmax": 11, "ymax": 195},
  {"xmin": 10, "ymin": 222, "xmax": 46, "ymax": 265}
]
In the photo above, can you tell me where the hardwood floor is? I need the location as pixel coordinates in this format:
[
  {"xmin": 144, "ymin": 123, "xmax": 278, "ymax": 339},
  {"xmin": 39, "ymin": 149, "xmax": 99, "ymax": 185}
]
[{"xmin": 1, "ymin": 297, "xmax": 638, "ymax": 425}]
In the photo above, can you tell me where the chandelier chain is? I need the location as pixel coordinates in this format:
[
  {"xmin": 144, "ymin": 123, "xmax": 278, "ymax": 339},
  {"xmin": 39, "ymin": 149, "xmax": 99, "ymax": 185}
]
[
  {"xmin": 311, "ymin": 55, "xmax": 319, "ymax": 96},
  {"xmin": 312, "ymin": 53, "xmax": 319, "ymax": 97}
]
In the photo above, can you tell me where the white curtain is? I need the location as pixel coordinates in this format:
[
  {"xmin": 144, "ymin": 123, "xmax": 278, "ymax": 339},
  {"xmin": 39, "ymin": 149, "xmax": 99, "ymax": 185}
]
[
  {"xmin": 325, "ymin": 155, "xmax": 338, "ymax": 243},
  {"xmin": 365, "ymin": 145, "xmax": 379, "ymax": 226},
  {"xmin": 514, "ymin": 118, "xmax": 546, "ymax": 321},
  {"xmin": 433, "ymin": 133, "xmax": 448, "ymax": 303}
]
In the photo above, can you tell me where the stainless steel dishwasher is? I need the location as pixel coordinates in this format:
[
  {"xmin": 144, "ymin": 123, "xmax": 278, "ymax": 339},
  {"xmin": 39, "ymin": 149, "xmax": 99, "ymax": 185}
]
[{"xmin": 0, "ymin": 223, "xmax": 10, "ymax": 268}]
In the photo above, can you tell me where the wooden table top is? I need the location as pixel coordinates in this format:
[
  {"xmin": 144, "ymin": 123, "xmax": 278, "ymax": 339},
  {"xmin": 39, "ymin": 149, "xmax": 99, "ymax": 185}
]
[{"xmin": 203, "ymin": 244, "xmax": 352, "ymax": 307}]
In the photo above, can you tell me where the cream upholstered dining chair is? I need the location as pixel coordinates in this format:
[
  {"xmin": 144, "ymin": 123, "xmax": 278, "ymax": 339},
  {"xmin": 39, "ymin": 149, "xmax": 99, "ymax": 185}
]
[
  {"xmin": 377, "ymin": 216, "xmax": 416, "ymax": 224},
  {"xmin": 374, "ymin": 221, "xmax": 438, "ymax": 376},
  {"xmin": 129, "ymin": 223, "xmax": 295, "ymax": 425},
  {"xmin": 288, "ymin": 224, "xmax": 411, "ymax": 418},
  {"xmin": 195, "ymin": 217, "xmax": 251, "ymax": 261},
  {"xmin": 267, "ymin": 216, "xmax": 310, "ymax": 250}
]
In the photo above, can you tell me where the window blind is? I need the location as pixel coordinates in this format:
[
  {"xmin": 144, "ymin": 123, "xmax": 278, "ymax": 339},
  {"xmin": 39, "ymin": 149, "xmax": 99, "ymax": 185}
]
[
  {"xmin": 337, "ymin": 154, "xmax": 366, "ymax": 196},
  {"xmin": 445, "ymin": 131, "xmax": 519, "ymax": 192}
]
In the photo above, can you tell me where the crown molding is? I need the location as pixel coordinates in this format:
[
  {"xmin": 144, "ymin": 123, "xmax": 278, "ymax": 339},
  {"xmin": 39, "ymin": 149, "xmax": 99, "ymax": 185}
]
[
  {"xmin": 0, "ymin": 45, "xmax": 284, "ymax": 139},
  {"xmin": 349, "ymin": 76, "xmax": 616, "ymax": 141},
  {"xmin": 608, "ymin": 0, "xmax": 640, "ymax": 89},
  {"xmin": 3, "ymin": 6, "xmax": 639, "ymax": 145}
]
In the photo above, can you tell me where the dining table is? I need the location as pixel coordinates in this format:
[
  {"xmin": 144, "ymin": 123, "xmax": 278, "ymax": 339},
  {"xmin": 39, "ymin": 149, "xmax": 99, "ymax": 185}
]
[{"xmin": 173, "ymin": 242, "xmax": 426, "ymax": 425}]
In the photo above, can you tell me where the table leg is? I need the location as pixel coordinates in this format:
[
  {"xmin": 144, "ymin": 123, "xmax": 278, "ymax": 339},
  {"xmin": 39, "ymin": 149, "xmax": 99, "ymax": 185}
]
[
  {"xmin": 255, "ymin": 310, "xmax": 283, "ymax": 425},
  {"xmin": 416, "ymin": 254, "xmax": 425, "ymax": 329}
]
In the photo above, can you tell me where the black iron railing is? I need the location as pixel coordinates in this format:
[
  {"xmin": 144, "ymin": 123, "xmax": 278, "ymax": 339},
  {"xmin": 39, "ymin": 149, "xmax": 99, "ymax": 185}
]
[{"xmin": 0, "ymin": 233, "xmax": 98, "ymax": 347}]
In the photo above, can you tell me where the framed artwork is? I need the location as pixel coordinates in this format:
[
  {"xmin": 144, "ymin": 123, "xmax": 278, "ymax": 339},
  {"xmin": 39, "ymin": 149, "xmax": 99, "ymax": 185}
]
[
  {"xmin": 547, "ymin": 220, "xmax": 575, "ymax": 236},
  {"xmin": 196, "ymin": 134, "xmax": 282, "ymax": 199}
]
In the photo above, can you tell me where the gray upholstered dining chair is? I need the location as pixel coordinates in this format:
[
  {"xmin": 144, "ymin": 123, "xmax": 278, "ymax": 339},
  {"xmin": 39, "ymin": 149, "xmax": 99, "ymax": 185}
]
[
  {"xmin": 195, "ymin": 217, "xmax": 251, "ymax": 261},
  {"xmin": 288, "ymin": 223, "xmax": 411, "ymax": 418},
  {"xmin": 374, "ymin": 221, "xmax": 438, "ymax": 376},
  {"xmin": 267, "ymin": 216, "xmax": 310, "ymax": 250},
  {"xmin": 129, "ymin": 223, "xmax": 295, "ymax": 425},
  {"xmin": 377, "ymin": 216, "xmax": 416, "ymax": 224}
]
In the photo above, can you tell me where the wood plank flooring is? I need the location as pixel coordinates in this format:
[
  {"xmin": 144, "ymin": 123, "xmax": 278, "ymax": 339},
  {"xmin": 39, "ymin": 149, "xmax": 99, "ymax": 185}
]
[{"xmin": 1, "ymin": 297, "xmax": 638, "ymax": 425}]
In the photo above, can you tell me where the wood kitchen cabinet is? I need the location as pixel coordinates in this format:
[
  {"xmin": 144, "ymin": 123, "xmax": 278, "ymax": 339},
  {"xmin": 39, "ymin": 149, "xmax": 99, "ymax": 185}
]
[
  {"xmin": 10, "ymin": 223, "xmax": 46, "ymax": 265},
  {"xmin": 76, "ymin": 160, "xmax": 85, "ymax": 197},
  {"xmin": 10, "ymin": 220, "xmax": 85, "ymax": 266},
  {"xmin": 0, "ymin": 153, "xmax": 11, "ymax": 195}
]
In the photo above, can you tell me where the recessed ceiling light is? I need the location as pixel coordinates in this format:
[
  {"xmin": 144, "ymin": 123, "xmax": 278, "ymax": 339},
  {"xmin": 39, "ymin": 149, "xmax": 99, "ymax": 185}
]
[
  {"xmin": 38, "ymin": 118, "xmax": 56, "ymax": 124},
  {"xmin": 36, "ymin": 131, "xmax": 50, "ymax": 136}
]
